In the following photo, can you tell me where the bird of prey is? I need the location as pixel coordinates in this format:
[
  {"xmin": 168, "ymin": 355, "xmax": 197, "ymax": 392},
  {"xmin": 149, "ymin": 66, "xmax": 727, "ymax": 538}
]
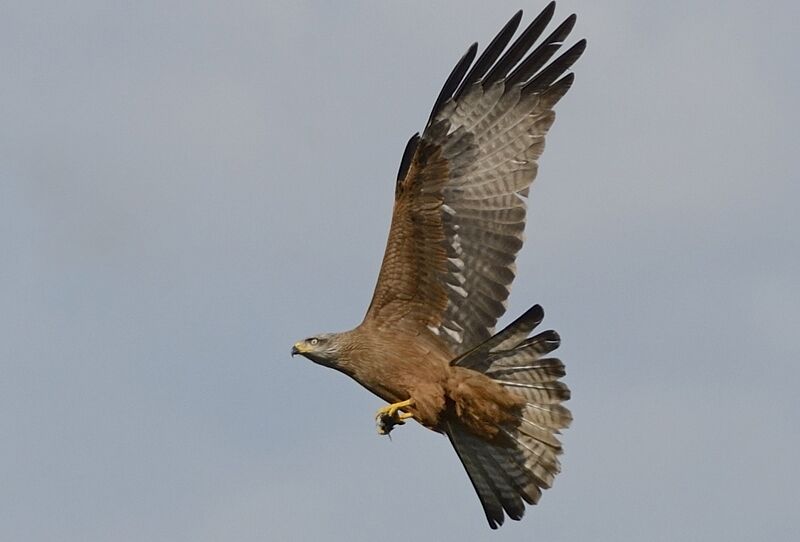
[{"xmin": 291, "ymin": 2, "xmax": 585, "ymax": 529}]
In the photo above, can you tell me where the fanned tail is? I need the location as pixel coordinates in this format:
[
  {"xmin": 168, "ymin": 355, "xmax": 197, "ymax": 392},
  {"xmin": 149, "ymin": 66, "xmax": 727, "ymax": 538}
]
[{"xmin": 446, "ymin": 304, "xmax": 571, "ymax": 528}]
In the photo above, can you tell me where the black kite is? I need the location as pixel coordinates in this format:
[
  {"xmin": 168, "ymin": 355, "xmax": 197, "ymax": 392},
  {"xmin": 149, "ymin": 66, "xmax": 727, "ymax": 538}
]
[{"xmin": 292, "ymin": 2, "xmax": 585, "ymax": 528}]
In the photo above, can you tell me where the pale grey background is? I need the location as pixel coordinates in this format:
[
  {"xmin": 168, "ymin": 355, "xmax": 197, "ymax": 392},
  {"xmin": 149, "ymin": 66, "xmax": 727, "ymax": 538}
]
[{"xmin": 2, "ymin": 1, "xmax": 798, "ymax": 541}]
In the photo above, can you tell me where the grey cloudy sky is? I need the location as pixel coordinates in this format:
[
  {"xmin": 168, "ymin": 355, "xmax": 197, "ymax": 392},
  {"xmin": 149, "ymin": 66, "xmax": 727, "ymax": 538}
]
[{"xmin": 2, "ymin": 1, "xmax": 798, "ymax": 541}]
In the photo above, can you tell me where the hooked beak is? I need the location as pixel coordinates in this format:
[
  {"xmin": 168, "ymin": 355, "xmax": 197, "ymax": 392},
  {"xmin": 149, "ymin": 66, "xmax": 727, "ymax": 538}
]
[{"xmin": 291, "ymin": 342, "xmax": 304, "ymax": 357}]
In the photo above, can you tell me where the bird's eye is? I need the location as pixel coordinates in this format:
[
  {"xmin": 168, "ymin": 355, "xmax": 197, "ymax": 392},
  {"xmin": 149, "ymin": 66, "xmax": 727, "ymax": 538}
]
[{"xmin": 309, "ymin": 338, "xmax": 319, "ymax": 346}]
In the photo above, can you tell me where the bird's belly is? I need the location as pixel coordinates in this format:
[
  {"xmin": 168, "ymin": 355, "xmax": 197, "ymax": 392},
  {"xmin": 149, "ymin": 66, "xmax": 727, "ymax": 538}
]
[{"xmin": 350, "ymin": 353, "xmax": 450, "ymax": 414}]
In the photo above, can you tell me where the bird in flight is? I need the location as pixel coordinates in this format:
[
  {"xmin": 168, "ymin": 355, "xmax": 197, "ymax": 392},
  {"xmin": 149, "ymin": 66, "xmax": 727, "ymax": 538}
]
[{"xmin": 291, "ymin": 1, "xmax": 585, "ymax": 529}]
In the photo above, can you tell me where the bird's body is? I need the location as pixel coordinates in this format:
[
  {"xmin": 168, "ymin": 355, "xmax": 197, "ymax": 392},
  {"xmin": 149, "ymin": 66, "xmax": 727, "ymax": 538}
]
[
  {"xmin": 291, "ymin": 1, "xmax": 584, "ymax": 528},
  {"xmin": 332, "ymin": 323, "xmax": 525, "ymax": 438}
]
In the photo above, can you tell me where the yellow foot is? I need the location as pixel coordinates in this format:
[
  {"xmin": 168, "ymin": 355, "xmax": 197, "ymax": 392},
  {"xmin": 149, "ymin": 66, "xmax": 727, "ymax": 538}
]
[{"xmin": 375, "ymin": 399, "xmax": 415, "ymax": 436}]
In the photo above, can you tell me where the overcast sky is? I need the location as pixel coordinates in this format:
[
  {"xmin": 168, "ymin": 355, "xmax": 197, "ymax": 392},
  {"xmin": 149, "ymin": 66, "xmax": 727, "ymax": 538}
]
[{"xmin": 1, "ymin": 1, "xmax": 798, "ymax": 541}]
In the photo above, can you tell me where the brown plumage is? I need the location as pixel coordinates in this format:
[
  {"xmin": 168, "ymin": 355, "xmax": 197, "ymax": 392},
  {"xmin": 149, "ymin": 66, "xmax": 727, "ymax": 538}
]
[{"xmin": 292, "ymin": 1, "xmax": 584, "ymax": 529}]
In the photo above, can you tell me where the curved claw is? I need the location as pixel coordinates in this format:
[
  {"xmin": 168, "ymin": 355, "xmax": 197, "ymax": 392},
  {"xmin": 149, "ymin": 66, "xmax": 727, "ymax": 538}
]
[{"xmin": 374, "ymin": 399, "xmax": 415, "ymax": 436}]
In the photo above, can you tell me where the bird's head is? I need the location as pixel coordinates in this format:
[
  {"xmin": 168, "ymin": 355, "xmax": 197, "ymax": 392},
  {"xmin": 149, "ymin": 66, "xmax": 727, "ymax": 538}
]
[{"xmin": 291, "ymin": 333, "xmax": 342, "ymax": 368}]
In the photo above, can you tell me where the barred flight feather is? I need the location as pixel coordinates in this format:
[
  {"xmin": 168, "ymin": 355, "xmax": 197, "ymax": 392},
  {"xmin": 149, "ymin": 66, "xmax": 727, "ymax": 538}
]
[
  {"xmin": 487, "ymin": 357, "xmax": 566, "ymax": 381},
  {"xmin": 495, "ymin": 381, "xmax": 569, "ymax": 404},
  {"xmin": 524, "ymin": 402, "xmax": 572, "ymax": 429}
]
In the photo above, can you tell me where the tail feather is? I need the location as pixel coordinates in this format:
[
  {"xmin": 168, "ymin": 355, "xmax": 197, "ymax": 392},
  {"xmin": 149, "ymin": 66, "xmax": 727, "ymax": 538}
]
[
  {"xmin": 479, "ymin": 451, "xmax": 526, "ymax": 520},
  {"xmin": 490, "ymin": 445, "xmax": 543, "ymax": 505},
  {"xmin": 487, "ymin": 356, "xmax": 565, "ymax": 381},
  {"xmin": 446, "ymin": 421, "xmax": 507, "ymax": 528},
  {"xmin": 523, "ymin": 402, "xmax": 572, "ymax": 429},
  {"xmin": 491, "ymin": 379, "xmax": 570, "ymax": 404},
  {"xmin": 488, "ymin": 304, "xmax": 545, "ymax": 352},
  {"xmin": 446, "ymin": 303, "xmax": 570, "ymax": 528},
  {"xmin": 501, "ymin": 427, "xmax": 561, "ymax": 488},
  {"xmin": 516, "ymin": 416, "xmax": 564, "ymax": 448},
  {"xmin": 516, "ymin": 329, "xmax": 561, "ymax": 355},
  {"xmin": 447, "ymin": 421, "xmax": 527, "ymax": 527},
  {"xmin": 453, "ymin": 304, "xmax": 544, "ymax": 371}
]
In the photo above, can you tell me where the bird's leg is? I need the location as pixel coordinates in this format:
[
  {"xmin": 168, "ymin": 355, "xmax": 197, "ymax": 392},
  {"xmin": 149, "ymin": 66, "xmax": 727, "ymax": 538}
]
[{"xmin": 375, "ymin": 399, "xmax": 415, "ymax": 435}]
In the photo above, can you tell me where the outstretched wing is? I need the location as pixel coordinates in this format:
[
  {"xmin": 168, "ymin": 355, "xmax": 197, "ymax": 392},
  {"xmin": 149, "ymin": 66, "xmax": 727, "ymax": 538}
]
[{"xmin": 363, "ymin": 2, "xmax": 585, "ymax": 355}]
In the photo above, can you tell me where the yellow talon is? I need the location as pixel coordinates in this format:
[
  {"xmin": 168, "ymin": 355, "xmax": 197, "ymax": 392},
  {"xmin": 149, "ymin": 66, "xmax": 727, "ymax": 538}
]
[
  {"xmin": 375, "ymin": 398, "xmax": 414, "ymax": 419},
  {"xmin": 375, "ymin": 399, "xmax": 415, "ymax": 435}
]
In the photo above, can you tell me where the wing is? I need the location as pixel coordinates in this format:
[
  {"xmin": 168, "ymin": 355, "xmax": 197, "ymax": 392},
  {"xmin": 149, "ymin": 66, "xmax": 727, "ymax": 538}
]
[{"xmin": 363, "ymin": 2, "xmax": 585, "ymax": 355}]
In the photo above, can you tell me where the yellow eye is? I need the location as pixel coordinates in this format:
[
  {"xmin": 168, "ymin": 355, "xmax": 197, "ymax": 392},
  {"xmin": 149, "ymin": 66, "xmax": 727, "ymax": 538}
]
[{"xmin": 309, "ymin": 338, "xmax": 319, "ymax": 346}]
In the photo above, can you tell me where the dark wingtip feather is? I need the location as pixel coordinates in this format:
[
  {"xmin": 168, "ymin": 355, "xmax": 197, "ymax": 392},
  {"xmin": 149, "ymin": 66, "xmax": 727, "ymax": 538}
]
[
  {"xmin": 539, "ymin": 329, "xmax": 561, "ymax": 347},
  {"xmin": 428, "ymin": 42, "xmax": 478, "ymax": 124},
  {"xmin": 559, "ymin": 13, "xmax": 578, "ymax": 38},
  {"xmin": 556, "ymin": 14, "xmax": 579, "ymax": 50},
  {"xmin": 523, "ymin": 303, "xmax": 545, "ymax": 323},
  {"xmin": 524, "ymin": 38, "xmax": 586, "ymax": 94},
  {"xmin": 428, "ymin": 4, "xmax": 584, "ymax": 126},
  {"xmin": 506, "ymin": 12, "xmax": 578, "ymax": 88},
  {"xmin": 485, "ymin": 2, "xmax": 557, "ymax": 86},
  {"xmin": 540, "ymin": 73, "xmax": 575, "ymax": 107},
  {"xmin": 454, "ymin": 10, "xmax": 523, "ymax": 100},
  {"xmin": 396, "ymin": 133, "xmax": 420, "ymax": 183}
]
